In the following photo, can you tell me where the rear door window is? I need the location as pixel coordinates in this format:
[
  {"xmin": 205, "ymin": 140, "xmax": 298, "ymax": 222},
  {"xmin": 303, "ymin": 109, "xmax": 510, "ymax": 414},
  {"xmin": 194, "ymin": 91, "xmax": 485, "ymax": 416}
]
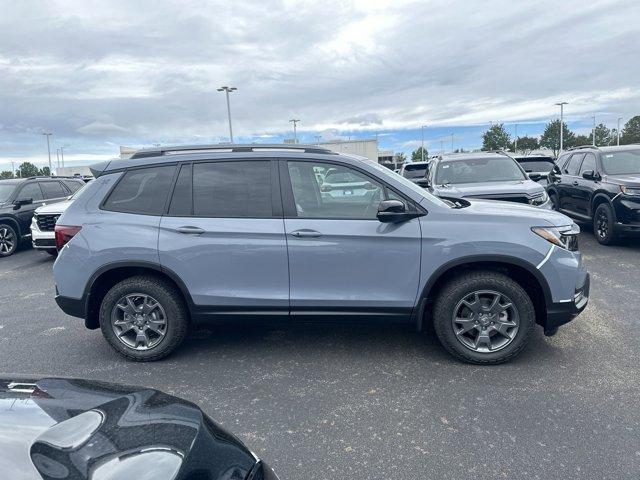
[
  {"xmin": 192, "ymin": 161, "xmax": 272, "ymax": 217},
  {"xmin": 103, "ymin": 165, "xmax": 176, "ymax": 215},
  {"xmin": 39, "ymin": 181, "xmax": 67, "ymax": 199},
  {"xmin": 565, "ymin": 153, "xmax": 584, "ymax": 175}
]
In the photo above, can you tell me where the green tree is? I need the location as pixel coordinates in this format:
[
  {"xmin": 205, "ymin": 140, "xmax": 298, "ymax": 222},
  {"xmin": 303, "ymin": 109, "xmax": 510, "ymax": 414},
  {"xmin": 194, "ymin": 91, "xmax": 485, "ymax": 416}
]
[
  {"xmin": 394, "ymin": 152, "xmax": 407, "ymax": 164},
  {"xmin": 620, "ymin": 116, "xmax": 640, "ymax": 144},
  {"xmin": 540, "ymin": 120, "xmax": 575, "ymax": 156},
  {"xmin": 573, "ymin": 134, "xmax": 591, "ymax": 147},
  {"xmin": 18, "ymin": 162, "xmax": 39, "ymax": 178},
  {"xmin": 482, "ymin": 123, "xmax": 511, "ymax": 151},
  {"xmin": 411, "ymin": 146, "xmax": 428, "ymax": 162},
  {"xmin": 589, "ymin": 123, "xmax": 613, "ymax": 146},
  {"xmin": 39, "ymin": 166, "xmax": 51, "ymax": 176},
  {"xmin": 511, "ymin": 135, "xmax": 539, "ymax": 154},
  {"xmin": 0, "ymin": 171, "xmax": 13, "ymax": 179}
]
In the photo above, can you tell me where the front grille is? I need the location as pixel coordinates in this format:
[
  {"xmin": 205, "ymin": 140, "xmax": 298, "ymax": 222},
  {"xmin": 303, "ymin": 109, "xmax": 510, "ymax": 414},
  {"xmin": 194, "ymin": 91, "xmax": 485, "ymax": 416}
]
[
  {"xmin": 36, "ymin": 214, "xmax": 59, "ymax": 232},
  {"xmin": 467, "ymin": 194, "xmax": 530, "ymax": 204}
]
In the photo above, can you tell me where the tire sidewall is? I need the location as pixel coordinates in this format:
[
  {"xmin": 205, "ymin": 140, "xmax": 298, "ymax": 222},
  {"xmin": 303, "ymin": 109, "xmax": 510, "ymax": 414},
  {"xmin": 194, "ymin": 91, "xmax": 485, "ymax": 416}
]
[
  {"xmin": 0, "ymin": 223, "xmax": 18, "ymax": 257},
  {"xmin": 433, "ymin": 273, "xmax": 535, "ymax": 364},
  {"xmin": 593, "ymin": 203, "xmax": 616, "ymax": 245},
  {"xmin": 99, "ymin": 277, "xmax": 187, "ymax": 361}
]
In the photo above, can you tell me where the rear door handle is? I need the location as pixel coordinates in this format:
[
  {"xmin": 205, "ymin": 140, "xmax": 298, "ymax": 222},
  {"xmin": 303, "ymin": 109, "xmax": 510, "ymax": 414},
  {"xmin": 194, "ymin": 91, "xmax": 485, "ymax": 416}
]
[
  {"xmin": 289, "ymin": 229, "xmax": 322, "ymax": 238},
  {"xmin": 572, "ymin": 181, "xmax": 579, "ymax": 186},
  {"xmin": 177, "ymin": 226, "xmax": 205, "ymax": 235}
]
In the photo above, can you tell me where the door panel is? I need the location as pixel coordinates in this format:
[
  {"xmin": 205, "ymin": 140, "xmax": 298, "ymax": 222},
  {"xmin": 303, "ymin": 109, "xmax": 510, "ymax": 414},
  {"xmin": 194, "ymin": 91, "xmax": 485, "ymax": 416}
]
[
  {"xmin": 559, "ymin": 153, "xmax": 584, "ymax": 214},
  {"xmin": 284, "ymin": 218, "xmax": 422, "ymax": 312},
  {"xmin": 575, "ymin": 153, "xmax": 597, "ymax": 216},
  {"xmin": 14, "ymin": 182, "xmax": 45, "ymax": 234},
  {"xmin": 159, "ymin": 217, "xmax": 289, "ymax": 310}
]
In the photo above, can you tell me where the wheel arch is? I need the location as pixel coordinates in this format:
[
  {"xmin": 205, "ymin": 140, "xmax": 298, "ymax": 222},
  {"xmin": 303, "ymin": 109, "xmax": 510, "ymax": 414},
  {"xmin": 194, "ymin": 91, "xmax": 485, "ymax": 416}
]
[
  {"xmin": 416, "ymin": 256, "xmax": 551, "ymax": 331},
  {"xmin": 591, "ymin": 192, "xmax": 616, "ymax": 220},
  {"xmin": 0, "ymin": 216, "xmax": 21, "ymax": 236},
  {"xmin": 83, "ymin": 261, "xmax": 194, "ymax": 329}
]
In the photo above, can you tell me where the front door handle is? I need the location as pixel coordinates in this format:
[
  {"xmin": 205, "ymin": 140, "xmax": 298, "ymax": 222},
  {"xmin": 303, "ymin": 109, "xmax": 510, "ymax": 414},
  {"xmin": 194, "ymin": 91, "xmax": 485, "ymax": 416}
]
[
  {"xmin": 289, "ymin": 229, "xmax": 322, "ymax": 238},
  {"xmin": 177, "ymin": 226, "xmax": 205, "ymax": 235}
]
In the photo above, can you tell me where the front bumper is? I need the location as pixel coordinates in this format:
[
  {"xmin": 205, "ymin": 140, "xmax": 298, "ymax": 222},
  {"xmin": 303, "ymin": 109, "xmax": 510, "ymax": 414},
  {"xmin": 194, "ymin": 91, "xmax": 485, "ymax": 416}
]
[
  {"xmin": 31, "ymin": 222, "xmax": 56, "ymax": 250},
  {"xmin": 545, "ymin": 272, "xmax": 590, "ymax": 332}
]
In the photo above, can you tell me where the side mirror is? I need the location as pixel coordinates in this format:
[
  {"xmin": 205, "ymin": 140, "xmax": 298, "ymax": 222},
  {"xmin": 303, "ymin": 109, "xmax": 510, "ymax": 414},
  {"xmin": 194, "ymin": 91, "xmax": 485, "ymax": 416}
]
[
  {"xmin": 582, "ymin": 170, "xmax": 599, "ymax": 181},
  {"xmin": 528, "ymin": 173, "xmax": 542, "ymax": 181},
  {"xmin": 377, "ymin": 200, "xmax": 421, "ymax": 223},
  {"xmin": 12, "ymin": 198, "xmax": 33, "ymax": 209},
  {"xmin": 415, "ymin": 177, "xmax": 430, "ymax": 188}
]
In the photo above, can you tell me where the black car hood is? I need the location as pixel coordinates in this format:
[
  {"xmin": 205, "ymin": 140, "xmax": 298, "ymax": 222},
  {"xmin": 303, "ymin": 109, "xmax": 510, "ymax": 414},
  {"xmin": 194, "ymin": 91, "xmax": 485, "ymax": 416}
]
[
  {"xmin": 0, "ymin": 377, "xmax": 269, "ymax": 480},
  {"xmin": 605, "ymin": 174, "xmax": 640, "ymax": 187}
]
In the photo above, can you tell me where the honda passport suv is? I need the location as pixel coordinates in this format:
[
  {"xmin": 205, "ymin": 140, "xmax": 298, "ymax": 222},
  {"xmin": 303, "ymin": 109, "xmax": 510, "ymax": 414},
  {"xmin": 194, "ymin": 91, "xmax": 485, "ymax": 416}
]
[
  {"xmin": 53, "ymin": 144, "xmax": 589, "ymax": 364},
  {"xmin": 547, "ymin": 145, "xmax": 640, "ymax": 245}
]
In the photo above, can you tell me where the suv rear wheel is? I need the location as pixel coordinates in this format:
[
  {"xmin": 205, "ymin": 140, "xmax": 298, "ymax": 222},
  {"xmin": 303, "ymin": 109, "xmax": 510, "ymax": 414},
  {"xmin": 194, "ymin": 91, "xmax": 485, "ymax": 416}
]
[
  {"xmin": 99, "ymin": 275, "xmax": 189, "ymax": 361},
  {"xmin": 0, "ymin": 223, "xmax": 18, "ymax": 258},
  {"xmin": 433, "ymin": 271, "xmax": 535, "ymax": 364}
]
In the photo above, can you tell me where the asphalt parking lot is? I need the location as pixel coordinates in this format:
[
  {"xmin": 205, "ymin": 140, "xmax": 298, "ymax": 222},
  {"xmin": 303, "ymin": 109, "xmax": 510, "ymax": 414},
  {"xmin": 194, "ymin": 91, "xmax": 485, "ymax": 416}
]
[{"xmin": 0, "ymin": 229, "xmax": 638, "ymax": 480}]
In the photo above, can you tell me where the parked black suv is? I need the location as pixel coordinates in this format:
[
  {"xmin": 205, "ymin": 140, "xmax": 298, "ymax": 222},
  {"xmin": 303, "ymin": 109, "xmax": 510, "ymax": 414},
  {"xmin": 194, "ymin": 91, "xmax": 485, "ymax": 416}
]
[
  {"xmin": 0, "ymin": 177, "xmax": 85, "ymax": 257},
  {"xmin": 547, "ymin": 145, "xmax": 640, "ymax": 244}
]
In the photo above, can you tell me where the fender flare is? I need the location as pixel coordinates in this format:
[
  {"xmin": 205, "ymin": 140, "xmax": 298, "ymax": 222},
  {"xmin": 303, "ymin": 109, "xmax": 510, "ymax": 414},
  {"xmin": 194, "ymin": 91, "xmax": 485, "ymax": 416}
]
[{"xmin": 0, "ymin": 216, "xmax": 21, "ymax": 236}]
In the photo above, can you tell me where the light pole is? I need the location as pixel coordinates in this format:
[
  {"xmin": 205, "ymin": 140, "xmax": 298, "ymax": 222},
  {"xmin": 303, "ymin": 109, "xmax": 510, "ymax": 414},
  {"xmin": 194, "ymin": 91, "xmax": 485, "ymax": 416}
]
[
  {"xmin": 56, "ymin": 148, "xmax": 60, "ymax": 168},
  {"xmin": 42, "ymin": 132, "xmax": 53, "ymax": 175},
  {"xmin": 289, "ymin": 119, "xmax": 300, "ymax": 143},
  {"xmin": 617, "ymin": 116, "xmax": 622, "ymax": 146},
  {"xmin": 60, "ymin": 146, "xmax": 65, "ymax": 168},
  {"xmin": 555, "ymin": 102, "xmax": 568, "ymax": 154},
  {"xmin": 217, "ymin": 86, "xmax": 237, "ymax": 143},
  {"xmin": 592, "ymin": 116, "xmax": 596, "ymax": 146},
  {"xmin": 514, "ymin": 124, "xmax": 518, "ymax": 153},
  {"xmin": 314, "ymin": 135, "xmax": 321, "ymax": 145},
  {"xmin": 421, "ymin": 125, "xmax": 427, "ymax": 161},
  {"xmin": 450, "ymin": 133, "xmax": 454, "ymax": 153}
]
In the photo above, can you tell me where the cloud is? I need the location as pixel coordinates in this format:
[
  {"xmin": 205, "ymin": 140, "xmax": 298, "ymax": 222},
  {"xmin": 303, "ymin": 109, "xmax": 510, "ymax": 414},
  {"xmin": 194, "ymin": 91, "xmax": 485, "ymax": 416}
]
[{"xmin": 0, "ymin": 0, "xmax": 639, "ymax": 164}]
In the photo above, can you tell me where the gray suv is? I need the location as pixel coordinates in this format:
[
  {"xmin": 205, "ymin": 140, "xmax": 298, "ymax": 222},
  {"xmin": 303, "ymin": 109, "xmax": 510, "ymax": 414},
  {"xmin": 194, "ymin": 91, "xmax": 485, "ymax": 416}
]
[{"xmin": 53, "ymin": 144, "xmax": 589, "ymax": 364}]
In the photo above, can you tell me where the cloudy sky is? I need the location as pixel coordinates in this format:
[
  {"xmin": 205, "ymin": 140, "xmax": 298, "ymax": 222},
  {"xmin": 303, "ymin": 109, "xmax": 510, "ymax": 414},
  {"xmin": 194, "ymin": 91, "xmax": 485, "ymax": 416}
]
[{"xmin": 1, "ymin": 0, "xmax": 639, "ymax": 171}]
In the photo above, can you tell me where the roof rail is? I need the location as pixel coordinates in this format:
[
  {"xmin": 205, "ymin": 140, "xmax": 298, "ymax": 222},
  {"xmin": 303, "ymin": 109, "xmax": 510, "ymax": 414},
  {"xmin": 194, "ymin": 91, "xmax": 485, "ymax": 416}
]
[
  {"xmin": 568, "ymin": 145, "xmax": 599, "ymax": 151},
  {"xmin": 130, "ymin": 143, "xmax": 337, "ymax": 159}
]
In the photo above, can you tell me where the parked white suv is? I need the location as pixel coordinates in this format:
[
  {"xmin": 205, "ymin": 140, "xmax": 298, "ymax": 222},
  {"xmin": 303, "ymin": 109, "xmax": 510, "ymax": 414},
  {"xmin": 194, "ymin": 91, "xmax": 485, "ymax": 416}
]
[{"xmin": 31, "ymin": 181, "xmax": 89, "ymax": 255}]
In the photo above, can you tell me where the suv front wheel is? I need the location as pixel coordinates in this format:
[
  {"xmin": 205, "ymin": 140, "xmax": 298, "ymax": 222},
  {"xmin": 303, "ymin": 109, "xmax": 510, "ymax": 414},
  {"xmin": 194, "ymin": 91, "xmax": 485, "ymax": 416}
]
[
  {"xmin": 99, "ymin": 275, "xmax": 189, "ymax": 361},
  {"xmin": 433, "ymin": 271, "xmax": 535, "ymax": 364},
  {"xmin": 593, "ymin": 203, "xmax": 617, "ymax": 245}
]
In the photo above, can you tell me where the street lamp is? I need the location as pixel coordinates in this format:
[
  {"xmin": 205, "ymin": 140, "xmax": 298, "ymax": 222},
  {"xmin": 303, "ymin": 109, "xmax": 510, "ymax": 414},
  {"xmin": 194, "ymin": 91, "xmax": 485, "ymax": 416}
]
[
  {"xmin": 60, "ymin": 146, "xmax": 66, "ymax": 167},
  {"xmin": 314, "ymin": 135, "xmax": 321, "ymax": 145},
  {"xmin": 42, "ymin": 132, "xmax": 53, "ymax": 175},
  {"xmin": 217, "ymin": 86, "xmax": 237, "ymax": 143},
  {"xmin": 592, "ymin": 116, "xmax": 596, "ymax": 146},
  {"xmin": 554, "ymin": 102, "xmax": 568, "ymax": 154},
  {"xmin": 421, "ymin": 125, "xmax": 427, "ymax": 161},
  {"xmin": 450, "ymin": 133, "xmax": 454, "ymax": 153},
  {"xmin": 617, "ymin": 116, "xmax": 623, "ymax": 146},
  {"xmin": 289, "ymin": 119, "xmax": 300, "ymax": 143},
  {"xmin": 514, "ymin": 123, "xmax": 518, "ymax": 153}
]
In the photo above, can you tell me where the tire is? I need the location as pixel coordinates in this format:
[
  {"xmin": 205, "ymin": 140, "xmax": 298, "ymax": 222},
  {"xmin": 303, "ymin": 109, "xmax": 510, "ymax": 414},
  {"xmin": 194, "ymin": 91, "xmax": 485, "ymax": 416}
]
[
  {"xmin": 432, "ymin": 271, "xmax": 535, "ymax": 365},
  {"xmin": 0, "ymin": 223, "xmax": 18, "ymax": 258},
  {"xmin": 45, "ymin": 249, "xmax": 58, "ymax": 257},
  {"xmin": 99, "ymin": 275, "xmax": 189, "ymax": 361},
  {"xmin": 593, "ymin": 203, "xmax": 618, "ymax": 245}
]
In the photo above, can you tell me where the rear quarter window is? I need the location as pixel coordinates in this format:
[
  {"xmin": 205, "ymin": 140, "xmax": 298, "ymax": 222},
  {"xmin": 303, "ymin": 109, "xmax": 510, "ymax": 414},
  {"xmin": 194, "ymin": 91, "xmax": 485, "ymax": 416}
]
[{"xmin": 102, "ymin": 165, "xmax": 176, "ymax": 215}]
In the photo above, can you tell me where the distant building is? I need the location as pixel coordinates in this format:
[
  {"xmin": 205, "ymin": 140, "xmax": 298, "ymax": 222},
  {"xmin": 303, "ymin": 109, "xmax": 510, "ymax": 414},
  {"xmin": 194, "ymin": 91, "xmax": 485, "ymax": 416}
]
[
  {"xmin": 318, "ymin": 138, "xmax": 378, "ymax": 163},
  {"xmin": 54, "ymin": 165, "xmax": 94, "ymax": 177},
  {"xmin": 120, "ymin": 146, "xmax": 137, "ymax": 159}
]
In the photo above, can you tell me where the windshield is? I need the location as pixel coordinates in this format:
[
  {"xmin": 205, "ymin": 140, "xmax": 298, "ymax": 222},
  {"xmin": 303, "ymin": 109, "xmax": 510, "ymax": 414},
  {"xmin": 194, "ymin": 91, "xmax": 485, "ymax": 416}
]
[
  {"xmin": 402, "ymin": 164, "xmax": 429, "ymax": 178},
  {"xmin": 517, "ymin": 160, "xmax": 555, "ymax": 173},
  {"xmin": 435, "ymin": 157, "xmax": 526, "ymax": 185},
  {"xmin": 0, "ymin": 183, "xmax": 17, "ymax": 203},
  {"xmin": 600, "ymin": 150, "xmax": 640, "ymax": 175}
]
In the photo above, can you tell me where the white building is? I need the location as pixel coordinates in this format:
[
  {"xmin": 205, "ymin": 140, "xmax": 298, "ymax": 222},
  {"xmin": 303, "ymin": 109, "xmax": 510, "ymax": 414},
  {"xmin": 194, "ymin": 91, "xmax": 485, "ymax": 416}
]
[{"xmin": 319, "ymin": 138, "xmax": 379, "ymax": 163}]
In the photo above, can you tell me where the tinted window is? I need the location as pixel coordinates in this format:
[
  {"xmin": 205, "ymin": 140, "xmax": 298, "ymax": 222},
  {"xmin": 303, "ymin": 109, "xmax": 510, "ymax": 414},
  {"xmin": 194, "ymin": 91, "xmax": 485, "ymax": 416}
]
[
  {"xmin": 62, "ymin": 180, "xmax": 84, "ymax": 193},
  {"xmin": 565, "ymin": 153, "xmax": 584, "ymax": 175},
  {"xmin": 193, "ymin": 161, "xmax": 272, "ymax": 217},
  {"xmin": 0, "ymin": 184, "xmax": 18, "ymax": 202},
  {"xmin": 579, "ymin": 153, "xmax": 597, "ymax": 174},
  {"xmin": 103, "ymin": 165, "xmax": 175, "ymax": 215},
  {"xmin": 168, "ymin": 164, "xmax": 192, "ymax": 216},
  {"xmin": 40, "ymin": 181, "xmax": 67, "ymax": 199},
  {"xmin": 288, "ymin": 161, "xmax": 385, "ymax": 219},
  {"xmin": 18, "ymin": 183, "xmax": 43, "ymax": 201},
  {"xmin": 403, "ymin": 163, "xmax": 429, "ymax": 178},
  {"xmin": 517, "ymin": 160, "xmax": 554, "ymax": 173}
]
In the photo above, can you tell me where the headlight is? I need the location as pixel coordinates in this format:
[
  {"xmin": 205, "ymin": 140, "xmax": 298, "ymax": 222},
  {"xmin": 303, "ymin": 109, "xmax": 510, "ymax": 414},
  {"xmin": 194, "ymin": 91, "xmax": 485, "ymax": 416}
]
[
  {"xmin": 529, "ymin": 191, "xmax": 549, "ymax": 206},
  {"xmin": 532, "ymin": 224, "xmax": 579, "ymax": 251},
  {"xmin": 620, "ymin": 185, "xmax": 640, "ymax": 196}
]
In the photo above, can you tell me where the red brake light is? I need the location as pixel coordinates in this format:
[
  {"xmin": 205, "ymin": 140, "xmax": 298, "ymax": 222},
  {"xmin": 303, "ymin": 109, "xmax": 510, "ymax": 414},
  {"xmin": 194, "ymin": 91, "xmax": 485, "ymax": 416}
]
[{"xmin": 55, "ymin": 225, "xmax": 82, "ymax": 250}]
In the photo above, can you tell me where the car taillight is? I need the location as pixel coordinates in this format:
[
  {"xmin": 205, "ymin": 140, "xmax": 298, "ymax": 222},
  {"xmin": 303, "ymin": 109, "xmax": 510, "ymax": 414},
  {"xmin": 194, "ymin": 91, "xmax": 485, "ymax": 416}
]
[{"xmin": 54, "ymin": 225, "xmax": 82, "ymax": 250}]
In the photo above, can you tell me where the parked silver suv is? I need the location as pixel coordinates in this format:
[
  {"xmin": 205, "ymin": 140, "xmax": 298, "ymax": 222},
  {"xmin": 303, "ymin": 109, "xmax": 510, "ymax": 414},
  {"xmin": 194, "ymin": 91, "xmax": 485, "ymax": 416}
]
[{"xmin": 53, "ymin": 144, "xmax": 589, "ymax": 364}]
